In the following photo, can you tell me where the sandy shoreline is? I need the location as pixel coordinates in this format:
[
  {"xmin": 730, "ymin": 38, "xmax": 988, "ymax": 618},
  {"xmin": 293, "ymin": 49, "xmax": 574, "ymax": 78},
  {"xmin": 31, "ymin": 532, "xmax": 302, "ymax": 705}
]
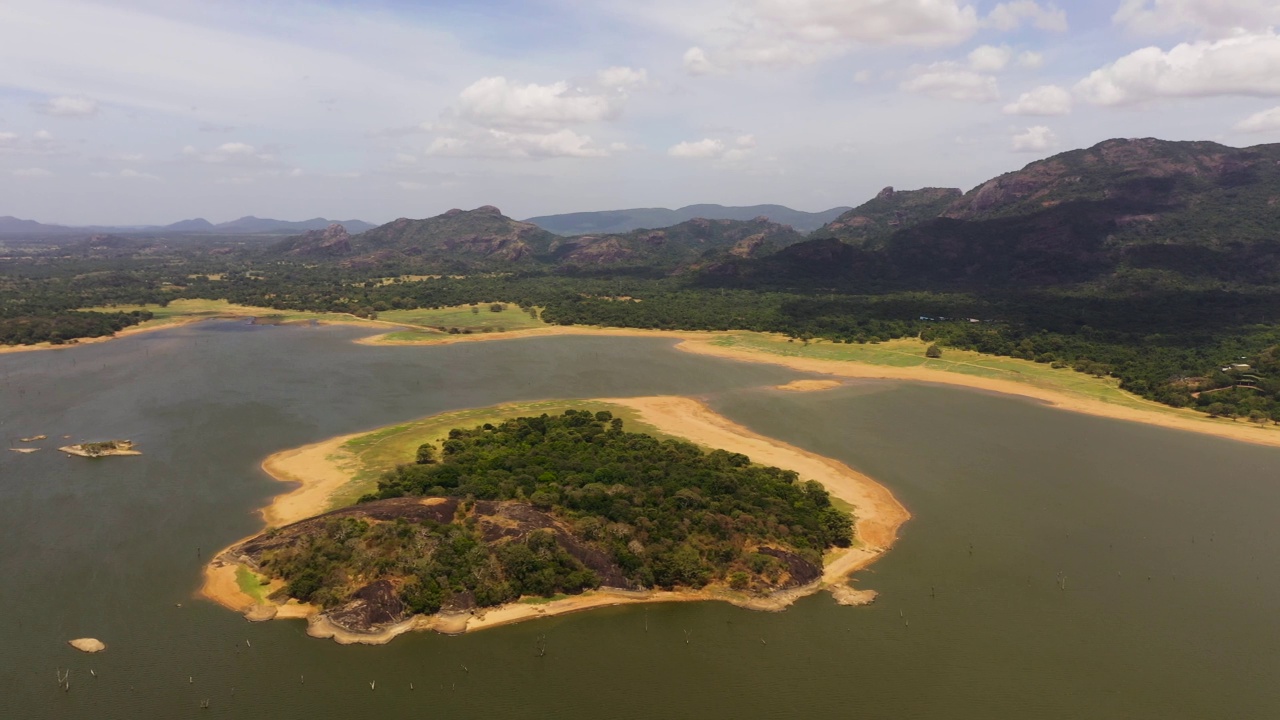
[
  {"xmin": 360, "ymin": 324, "xmax": 1280, "ymax": 448},
  {"xmin": 13, "ymin": 312, "xmax": 1277, "ymax": 449},
  {"xmin": 200, "ymin": 395, "xmax": 908, "ymax": 642}
]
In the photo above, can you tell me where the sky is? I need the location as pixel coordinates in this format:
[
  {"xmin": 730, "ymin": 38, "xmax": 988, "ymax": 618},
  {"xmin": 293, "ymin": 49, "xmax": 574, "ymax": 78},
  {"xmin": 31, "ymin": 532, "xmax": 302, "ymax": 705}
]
[{"xmin": 3, "ymin": 0, "xmax": 1280, "ymax": 225}]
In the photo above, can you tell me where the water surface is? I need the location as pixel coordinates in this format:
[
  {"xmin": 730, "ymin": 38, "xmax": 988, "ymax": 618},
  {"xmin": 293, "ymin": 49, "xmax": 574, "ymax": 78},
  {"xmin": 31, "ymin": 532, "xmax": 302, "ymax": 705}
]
[{"xmin": 2, "ymin": 321, "xmax": 1278, "ymax": 719}]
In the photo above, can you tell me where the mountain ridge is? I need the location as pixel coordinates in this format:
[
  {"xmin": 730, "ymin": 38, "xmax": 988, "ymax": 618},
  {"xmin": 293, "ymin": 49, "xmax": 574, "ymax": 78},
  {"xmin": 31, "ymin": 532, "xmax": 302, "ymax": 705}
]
[{"xmin": 526, "ymin": 204, "xmax": 851, "ymax": 235}]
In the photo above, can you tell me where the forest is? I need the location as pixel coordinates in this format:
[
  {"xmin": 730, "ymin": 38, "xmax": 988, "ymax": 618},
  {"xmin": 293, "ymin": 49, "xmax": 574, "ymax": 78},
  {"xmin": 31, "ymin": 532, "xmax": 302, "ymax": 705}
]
[{"xmin": 256, "ymin": 410, "xmax": 852, "ymax": 614}]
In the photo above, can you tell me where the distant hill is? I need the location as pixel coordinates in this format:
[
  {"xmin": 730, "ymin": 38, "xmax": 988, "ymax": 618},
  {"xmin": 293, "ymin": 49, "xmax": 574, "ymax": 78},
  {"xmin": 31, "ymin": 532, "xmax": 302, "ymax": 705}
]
[
  {"xmin": 709, "ymin": 138, "xmax": 1280, "ymax": 290},
  {"xmin": 164, "ymin": 218, "xmax": 217, "ymax": 232},
  {"xmin": 272, "ymin": 206, "xmax": 558, "ymax": 269},
  {"xmin": 811, "ymin": 187, "xmax": 961, "ymax": 246},
  {"xmin": 211, "ymin": 216, "xmax": 377, "ymax": 234},
  {"xmin": 549, "ymin": 217, "xmax": 805, "ymax": 269},
  {"xmin": 0, "ymin": 215, "xmax": 376, "ymax": 237},
  {"xmin": 0, "ymin": 216, "xmax": 61, "ymax": 235},
  {"xmin": 526, "ymin": 204, "xmax": 851, "ymax": 235},
  {"xmin": 270, "ymin": 207, "xmax": 803, "ymax": 271}
]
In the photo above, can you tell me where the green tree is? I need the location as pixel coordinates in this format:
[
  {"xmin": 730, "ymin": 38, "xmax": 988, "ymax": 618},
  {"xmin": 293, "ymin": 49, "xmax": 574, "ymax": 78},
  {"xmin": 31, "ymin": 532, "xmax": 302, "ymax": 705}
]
[{"xmin": 925, "ymin": 343, "xmax": 942, "ymax": 358}]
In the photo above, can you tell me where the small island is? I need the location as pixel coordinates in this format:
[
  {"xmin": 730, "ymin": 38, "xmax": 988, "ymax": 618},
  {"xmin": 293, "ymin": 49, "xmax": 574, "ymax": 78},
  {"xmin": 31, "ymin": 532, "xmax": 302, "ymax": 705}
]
[
  {"xmin": 59, "ymin": 440, "xmax": 141, "ymax": 458},
  {"xmin": 206, "ymin": 404, "xmax": 906, "ymax": 642}
]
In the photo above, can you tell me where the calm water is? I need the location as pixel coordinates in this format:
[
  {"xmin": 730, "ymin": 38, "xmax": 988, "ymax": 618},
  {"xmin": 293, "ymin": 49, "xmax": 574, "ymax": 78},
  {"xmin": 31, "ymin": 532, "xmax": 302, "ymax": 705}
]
[{"xmin": 2, "ymin": 321, "xmax": 1279, "ymax": 719}]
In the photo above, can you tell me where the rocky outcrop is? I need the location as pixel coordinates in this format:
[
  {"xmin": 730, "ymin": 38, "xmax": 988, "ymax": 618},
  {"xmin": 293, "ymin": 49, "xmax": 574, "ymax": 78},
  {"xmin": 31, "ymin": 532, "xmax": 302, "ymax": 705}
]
[{"xmin": 273, "ymin": 223, "xmax": 353, "ymax": 258}]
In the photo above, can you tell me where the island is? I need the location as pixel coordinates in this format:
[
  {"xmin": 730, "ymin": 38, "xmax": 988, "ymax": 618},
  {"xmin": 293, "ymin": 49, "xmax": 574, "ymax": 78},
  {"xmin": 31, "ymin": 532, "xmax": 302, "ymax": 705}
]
[
  {"xmin": 59, "ymin": 440, "xmax": 141, "ymax": 458},
  {"xmin": 202, "ymin": 399, "xmax": 908, "ymax": 643}
]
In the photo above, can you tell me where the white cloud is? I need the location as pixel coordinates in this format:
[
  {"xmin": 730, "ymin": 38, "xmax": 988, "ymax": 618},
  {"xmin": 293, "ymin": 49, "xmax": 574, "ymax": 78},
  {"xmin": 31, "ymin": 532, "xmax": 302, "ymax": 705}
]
[
  {"xmin": 12, "ymin": 167, "xmax": 52, "ymax": 177},
  {"xmin": 1011, "ymin": 125, "xmax": 1058, "ymax": 152},
  {"xmin": 668, "ymin": 138, "xmax": 725, "ymax": 159},
  {"xmin": 667, "ymin": 134, "xmax": 755, "ymax": 161},
  {"xmin": 458, "ymin": 77, "xmax": 618, "ymax": 130},
  {"xmin": 427, "ymin": 128, "xmax": 609, "ymax": 159},
  {"xmin": 1017, "ymin": 51, "xmax": 1045, "ymax": 69},
  {"xmin": 216, "ymin": 142, "xmax": 256, "ymax": 156},
  {"xmin": 902, "ymin": 62, "xmax": 1000, "ymax": 102},
  {"xmin": 92, "ymin": 168, "xmax": 160, "ymax": 180},
  {"xmin": 182, "ymin": 141, "xmax": 277, "ymax": 165},
  {"xmin": 1003, "ymin": 85, "xmax": 1072, "ymax": 115},
  {"xmin": 1235, "ymin": 106, "xmax": 1280, "ymax": 133},
  {"xmin": 597, "ymin": 66, "xmax": 648, "ymax": 88},
  {"xmin": 1113, "ymin": 0, "xmax": 1280, "ymax": 37},
  {"xmin": 969, "ymin": 44, "xmax": 1012, "ymax": 72},
  {"xmin": 854, "ymin": 70, "xmax": 873, "ymax": 83},
  {"xmin": 683, "ymin": 47, "xmax": 722, "ymax": 75},
  {"xmin": 986, "ymin": 1, "xmax": 1068, "ymax": 32},
  {"xmin": 35, "ymin": 95, "xmax": 98, "ymax": 116},
  {"xmin": 1076, "ymin": 31, "xmax": 1280, "ymax": 106},
  {"xmin": 0, "ymin": 129, "xmax": 64, "ymax": 155},
  {"xmin": 680, "ymin": 0, "xmax": 985, "ymax": 73}
]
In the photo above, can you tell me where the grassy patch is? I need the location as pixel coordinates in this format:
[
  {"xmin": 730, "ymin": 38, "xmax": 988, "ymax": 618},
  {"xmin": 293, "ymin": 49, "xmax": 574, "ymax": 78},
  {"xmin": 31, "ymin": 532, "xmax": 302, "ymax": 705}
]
[
  {"xmin": 377, "ymin": 304, "xmax": 546, "ymax": 333},
  {"xmin": 519, "ymin": 593, "xmax": 571, "ymax": 605},
  {"xmin": 79, "ymin": 299, "xmax": 376, "ymax": 329},
  {"xmin": 235, "ymin": 565, "xmax": 270, "ymax": 603},
  {"xmin": 711, "ymin": 332, "xmax": 1192, "ymax": 417},
  {"xmin": 325, "ymin": 399, "xmax": 674, "ymax": 511}
]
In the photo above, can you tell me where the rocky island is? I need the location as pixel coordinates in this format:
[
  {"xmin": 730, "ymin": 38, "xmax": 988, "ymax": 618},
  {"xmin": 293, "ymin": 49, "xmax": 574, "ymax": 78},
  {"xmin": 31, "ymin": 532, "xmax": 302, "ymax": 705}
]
[
  {"xmin": 59, "ymin": 440, "xmax": 141, "ymax": 458},
  {"xmin": 204, "ymin": 403, "xmax": 907, "ymax": 642}
]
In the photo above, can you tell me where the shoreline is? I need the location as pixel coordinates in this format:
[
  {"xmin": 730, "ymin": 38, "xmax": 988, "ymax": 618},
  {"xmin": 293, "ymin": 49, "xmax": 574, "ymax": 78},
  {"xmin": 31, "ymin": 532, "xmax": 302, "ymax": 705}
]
[
  {"xmin": 365, "ymin": 325, "xmax": 1280, "ymax": 449},
  {"xmin": 200, "ymin": 396, "xmax": 909, "ymax": 642},
  {"xmin": 11, "ymin": 312, "xmax": 1276, "ymax": 449}
]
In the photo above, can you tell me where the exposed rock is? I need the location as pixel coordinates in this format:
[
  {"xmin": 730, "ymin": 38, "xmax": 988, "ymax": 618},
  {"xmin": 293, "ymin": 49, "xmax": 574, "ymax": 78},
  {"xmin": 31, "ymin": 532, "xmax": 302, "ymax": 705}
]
[
  {"xmin": 274, "ymin": 223, "xmax": 352, "ymax": 258},
  {"xmin": 830, "ymin": 586, "xmax": 878, "ymax": 606}
]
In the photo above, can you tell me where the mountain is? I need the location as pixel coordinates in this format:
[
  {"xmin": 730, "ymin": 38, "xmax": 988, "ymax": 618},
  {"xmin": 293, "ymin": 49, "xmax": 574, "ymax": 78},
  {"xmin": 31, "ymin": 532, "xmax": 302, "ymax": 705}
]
[
  {"xmin": 274, "ymin": 206, "xmax": 558, "ymax": 268},
  {"xmin": 812, "ymin": 187, "xmax": 961, "ymax": 246},
  {"xmin": 164, "ymin": 218, "xmax": 216, "ymax": 232},
  {"xmin": 270, "ymin": 223, "xmax": 353, "ymax": 258},
  {"xmin": 526, "ymin": 204, "xmax": 852, "ymax": 235},
  {"xmin": 0, "ymin": 216, "xmax": 64, "ymax": 235},
  {"xmin": 0, "ymin": 215, "xmax": 376, "ymax": 237},
  {"xmin": 712, "ymin": 138, "xmax": 1280, "ymax": 290},
  {"xmin": 548, "ymin": 216, "xmax": 805, "ymax": 269},
  {"xmin": 213, "ymin": 216, "xmax": 377, "ymax": 234}
]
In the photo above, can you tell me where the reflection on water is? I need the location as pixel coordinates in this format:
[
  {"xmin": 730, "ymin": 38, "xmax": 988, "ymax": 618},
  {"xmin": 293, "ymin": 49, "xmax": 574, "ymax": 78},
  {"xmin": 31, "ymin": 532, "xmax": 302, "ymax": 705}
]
[{"xmin": 2, "ymin": 321, "xmax": 1279, "ymax": 720}]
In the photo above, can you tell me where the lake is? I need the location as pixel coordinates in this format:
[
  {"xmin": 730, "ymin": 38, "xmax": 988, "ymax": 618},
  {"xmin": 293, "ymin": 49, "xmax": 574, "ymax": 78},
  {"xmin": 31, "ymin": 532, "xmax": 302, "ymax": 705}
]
[{"xmin": 2, "ymin": 321, "xmax": 1279, "ymax": 719}]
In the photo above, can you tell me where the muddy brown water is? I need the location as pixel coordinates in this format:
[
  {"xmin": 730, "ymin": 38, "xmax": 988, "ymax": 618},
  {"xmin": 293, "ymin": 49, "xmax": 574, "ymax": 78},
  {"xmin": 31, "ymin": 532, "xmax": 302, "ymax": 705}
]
[{"xmin": 2, "ymin": 321, "xmax": 1279, "ymax": 719}]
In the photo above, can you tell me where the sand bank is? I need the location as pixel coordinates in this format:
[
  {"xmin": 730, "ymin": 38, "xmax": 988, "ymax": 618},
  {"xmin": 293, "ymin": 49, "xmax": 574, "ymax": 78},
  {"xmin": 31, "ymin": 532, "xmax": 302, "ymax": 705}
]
[
  {"xmin": 774, "ymin": 379, "xmax": 843, "ymax": 392},
  {"xmin": 201, "ymin": 395, "xmax": 908, "ymax": 642},
  {"xmin": 361, "ymin": 324, "xmax": 1280, "ymax": 448},
  {"xmin": 259, "ymin": 432, "xmax": 364, "ymax": 527},
  {"xmin": 673, "ymin": 339, "xmax": 1280, "ymax": 449}
]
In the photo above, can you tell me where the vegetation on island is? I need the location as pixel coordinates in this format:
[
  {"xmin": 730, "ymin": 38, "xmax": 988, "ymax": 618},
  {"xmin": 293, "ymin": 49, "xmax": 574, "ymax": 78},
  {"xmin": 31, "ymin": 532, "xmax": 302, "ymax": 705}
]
[{"xmin": 250, "ymin": 410, "xmax": 851, "ymax": 617}]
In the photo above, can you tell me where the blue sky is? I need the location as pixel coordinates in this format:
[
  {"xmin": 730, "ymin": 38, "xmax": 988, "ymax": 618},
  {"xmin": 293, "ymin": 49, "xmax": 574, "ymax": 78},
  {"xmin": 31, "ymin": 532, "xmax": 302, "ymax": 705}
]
[{"xmin": 2, "ymin": 0, "xmax": 1280, "ymax": 225}]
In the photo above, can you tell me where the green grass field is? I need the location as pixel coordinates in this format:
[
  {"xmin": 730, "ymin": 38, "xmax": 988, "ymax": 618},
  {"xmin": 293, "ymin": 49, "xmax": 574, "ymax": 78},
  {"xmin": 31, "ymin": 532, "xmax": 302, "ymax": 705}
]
[
  {"xmin": 235, "ymin": 565, "xmax": 271, "ymax": 603},
  {"xmin": 377, "ymin": 304, "xmax": 546, "ymax": 333},
  {"xmin": 81, "ymin": 299, "xmax": 376, "ymax": 329},
  {"xmin": 325, "ymin": 399, "xmax": 673, "ymax": 510},
  {"xmin": 709, "ymin": 332, "xmax": 1194, "ymax": 417}
]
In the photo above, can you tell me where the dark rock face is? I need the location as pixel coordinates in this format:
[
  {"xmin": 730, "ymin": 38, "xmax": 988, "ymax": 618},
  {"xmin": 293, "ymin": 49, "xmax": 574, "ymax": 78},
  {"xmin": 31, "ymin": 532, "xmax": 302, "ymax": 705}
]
[
  {"xmin": 755, "ymin": 547, "xmax": 822, "ymax": 585},
  {"xmin": 328, "ymin": 580, "xmax": 407, "ymax": 629}
]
